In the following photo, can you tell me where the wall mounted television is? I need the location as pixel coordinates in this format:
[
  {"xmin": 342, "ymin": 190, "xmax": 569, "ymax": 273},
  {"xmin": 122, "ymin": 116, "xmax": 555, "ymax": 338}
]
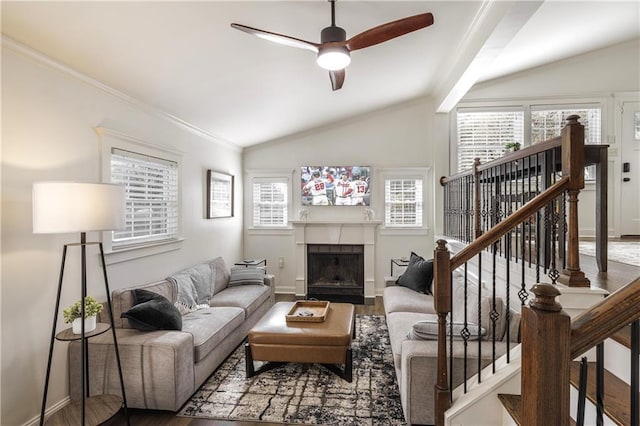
[{"xmin": 301, "ymin": 166, "xmax": 370, "ymax": 206}]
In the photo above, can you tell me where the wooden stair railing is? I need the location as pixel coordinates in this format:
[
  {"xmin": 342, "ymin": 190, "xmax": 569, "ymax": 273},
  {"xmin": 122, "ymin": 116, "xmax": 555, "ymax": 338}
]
[
  {"xmin": 434, "ymin": 115, "xmax": 589, "ymax": 426},
  {"xmin": 517, "ymin": 277, "xmax": 640, "ymax": 426}
]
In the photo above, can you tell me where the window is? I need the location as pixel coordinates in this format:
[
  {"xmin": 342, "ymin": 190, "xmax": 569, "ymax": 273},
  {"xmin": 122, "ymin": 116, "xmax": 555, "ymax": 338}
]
[
  {"xmin": 252, "ymin": 178, "xmax": 288, "ymax": 227},
  {"xmin": 531, "ymin": 105, "xmax": 602, "ymax": 179},
  {"xmin": 385, "ymin": 178, "xmax": 423, "ymax": 227},
  {"xmin": 111, "ymin": 148, "xmax": 179, "ymax": 247},
  {"xmin": 380, "ymin": 168, "xmax": 429, "ymax": 233},
  {"xmin": 455, "ymin": 104, "xmax": 602, "ymax": 179},
  {"xmin": 456, "ymin": 110, "xmax": 524, "ymax": 172},
  {"xmin": 531, "ymin": 106, "xmax": 601, "ymax": 145}
]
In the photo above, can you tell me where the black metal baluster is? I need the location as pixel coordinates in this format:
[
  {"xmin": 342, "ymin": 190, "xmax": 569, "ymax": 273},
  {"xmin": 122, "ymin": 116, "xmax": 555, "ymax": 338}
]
[
  {"xmin": 535, "ymin": 153, "xmax": 541, "ymax": 283},
  {"xmin": 491, "ymin": 241, "xmax": 498, "ymax": 372},
  {"xmin": 577, "ymin": 357, "xmax": 588, "ymax": 426},
  {"xmin": 596, "ymin": 342, "xmax": 604, "ymax": 426},
  {"xmin": 477, "ymin": 252, "xmax": 482, "ymax": 384},
  {"xmin": 632, "ymin": 320, "xmax": 639, "ymax": 426},
  {"xmin": 462, "ymin": 263, "xmax": 470, "ymax": 393}
]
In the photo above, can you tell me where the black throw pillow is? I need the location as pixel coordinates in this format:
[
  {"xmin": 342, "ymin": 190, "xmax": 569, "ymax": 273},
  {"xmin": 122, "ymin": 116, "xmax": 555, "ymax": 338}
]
[
  {"xmin": 121, "ymin": 289, "xmax": 182, "ymax": 331},
  {"xmin": 396, "ymin": 252, "xmax": 434, "ymax": 295}
]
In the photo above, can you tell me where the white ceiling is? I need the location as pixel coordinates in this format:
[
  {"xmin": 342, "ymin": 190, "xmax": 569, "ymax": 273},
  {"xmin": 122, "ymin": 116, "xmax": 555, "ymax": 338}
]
[{"xmin": 2, "ymin": 1, "xmax": 639, "ymax": 147}]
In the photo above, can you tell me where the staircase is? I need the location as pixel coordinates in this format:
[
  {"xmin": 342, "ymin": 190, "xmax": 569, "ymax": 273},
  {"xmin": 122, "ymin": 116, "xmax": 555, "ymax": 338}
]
[{"xmin": 434, "ymin": 116, "xmax": 640, "ymax": 426}]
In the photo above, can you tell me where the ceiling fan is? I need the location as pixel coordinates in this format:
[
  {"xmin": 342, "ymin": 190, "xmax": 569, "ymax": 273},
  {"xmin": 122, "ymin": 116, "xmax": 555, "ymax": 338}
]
[{"xmin": 231, "ymin": 0, "xmax": 434, "ymax": 91}]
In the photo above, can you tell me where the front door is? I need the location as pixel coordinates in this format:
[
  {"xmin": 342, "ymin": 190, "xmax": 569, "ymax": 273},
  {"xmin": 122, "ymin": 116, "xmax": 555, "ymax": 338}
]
[{"xmin": 620, "ymin": 101, "xmax": 640, "ymax": 236}]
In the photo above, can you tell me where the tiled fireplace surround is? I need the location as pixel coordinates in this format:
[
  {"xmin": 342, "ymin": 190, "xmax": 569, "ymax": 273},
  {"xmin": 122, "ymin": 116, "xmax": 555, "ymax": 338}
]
[{"xmin": 292, "ymin": 220, "xmax": 381, "ymax": 305}]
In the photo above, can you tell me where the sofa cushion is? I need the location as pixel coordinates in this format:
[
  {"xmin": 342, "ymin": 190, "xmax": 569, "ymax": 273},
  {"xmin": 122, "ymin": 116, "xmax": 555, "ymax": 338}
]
[
  {"xmin": 228, "ymin": 266, "xmax": 266, "ymax": 287},
  {"xmin": 209, "ymin": 284, "xmax": 271, "ymax": 318},
  {"xmin": 121, "ymin": 289, "xmax": 182, "ymax": 331},
  {"xmin": 112, "ymin": 280, "xmax": 175, "ymax": 329},
  {"xmin": 210, "ymin": 257, "xmax": 231, "ymax": 296},
  {"xmin": 396, "ymin": 252, "xmax": 434, "ymax": 294},
  {"xmin": 383, "ymin": 285, "xmax": 435, "ymax": 315},
  {"xmin": 181, "ymin": 306, "xmax": 245, "ymax": 362}
]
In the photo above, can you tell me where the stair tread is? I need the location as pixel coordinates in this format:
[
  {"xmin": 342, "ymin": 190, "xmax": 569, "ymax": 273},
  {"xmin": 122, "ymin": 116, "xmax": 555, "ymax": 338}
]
[
  {"xmin": 570, "ymin": 361, "xmax": 631, "ymax": 426},
  {"xmin": 498, "ymin": 394, "xmax": 521, "ymax": 425},
  {"xmin": 498, "ymin": 394, "xmax": 576, "ymax": 426}
]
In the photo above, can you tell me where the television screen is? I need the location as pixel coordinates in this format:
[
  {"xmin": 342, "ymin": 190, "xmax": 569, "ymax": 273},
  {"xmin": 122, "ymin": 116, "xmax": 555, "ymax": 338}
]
[{"xmin": 301, "ymin": 166, "xmax": 370, "ymax": 206}]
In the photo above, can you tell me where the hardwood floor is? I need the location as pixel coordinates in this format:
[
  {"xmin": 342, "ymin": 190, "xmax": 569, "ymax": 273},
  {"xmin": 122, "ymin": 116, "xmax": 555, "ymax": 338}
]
[{"xmin": 103, "ymin": 253, "xmax": 638, "ymax": 426}]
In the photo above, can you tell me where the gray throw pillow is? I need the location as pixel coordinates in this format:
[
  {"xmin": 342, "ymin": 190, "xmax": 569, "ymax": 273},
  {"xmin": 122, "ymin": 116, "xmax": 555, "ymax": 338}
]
[
  {"xmin": 408, "ymin": 320, "xmax": 485, "ymax": 341},
  {"xmin": 228, "ymin": 266, "xmax": 266, "ymax": 287},
  {"xmin": 121, "ymin": 289, "xmax": 182, "ymax": 331},
  {"xmin": 396, "ymin": 252, "xmax": 434, "ymax": 294}
]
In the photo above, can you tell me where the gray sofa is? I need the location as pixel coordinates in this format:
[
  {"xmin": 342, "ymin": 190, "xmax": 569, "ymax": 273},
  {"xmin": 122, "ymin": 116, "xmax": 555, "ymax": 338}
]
[
  {"xmin": 69, "ymin": 257, "xmax": 275, "ymax": 411},
  {"xmin": 383, "ymin": 274, "xmax": 520, "ymax": 425}
]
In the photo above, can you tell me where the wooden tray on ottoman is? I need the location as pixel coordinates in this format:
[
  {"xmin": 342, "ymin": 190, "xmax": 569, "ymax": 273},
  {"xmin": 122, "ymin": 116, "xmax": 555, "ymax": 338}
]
[{"xmin": 285, "ymin": 300, "xmax": 330, "ymax": 322}]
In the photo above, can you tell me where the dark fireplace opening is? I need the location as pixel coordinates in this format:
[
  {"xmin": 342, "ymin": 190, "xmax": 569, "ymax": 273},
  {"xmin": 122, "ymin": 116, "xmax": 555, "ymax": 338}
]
[{"xmin": 307, "ymin": 244, "xmax": 364, "ymax": 304}]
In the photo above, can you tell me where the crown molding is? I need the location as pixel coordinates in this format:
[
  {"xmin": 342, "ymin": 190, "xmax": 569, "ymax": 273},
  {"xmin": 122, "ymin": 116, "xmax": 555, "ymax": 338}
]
[{"xmin": 1, "ymin": 34, "xmax": 241, "ymax": 152}]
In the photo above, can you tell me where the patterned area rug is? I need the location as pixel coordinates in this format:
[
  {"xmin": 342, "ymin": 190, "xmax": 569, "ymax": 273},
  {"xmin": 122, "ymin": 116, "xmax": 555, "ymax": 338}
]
[
  {"xmin": 178, "ymin": 315, "xmax": 405, "ymax": 425},
  {"xmin": 579, "ymin": 240, "xmax": 640, "ymax": 267}
]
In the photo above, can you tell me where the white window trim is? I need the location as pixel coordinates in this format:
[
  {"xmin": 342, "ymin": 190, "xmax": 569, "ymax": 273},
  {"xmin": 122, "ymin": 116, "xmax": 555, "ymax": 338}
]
[
  {"xmin": 96, "ymin": 127, "xmax": 184, "ymax": 264},
  {"xmin": 246, "ymin": 168, "xmax": 294, "ymax": 235},
  {"xmin": 378, "ymin": 167, "xmax": 430, "ymax": 236}
]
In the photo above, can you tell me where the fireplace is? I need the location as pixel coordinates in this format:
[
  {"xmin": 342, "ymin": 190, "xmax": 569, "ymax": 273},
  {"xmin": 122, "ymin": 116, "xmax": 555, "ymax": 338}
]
[
  {"xmin": 307, "ymin": 244, "xmax": 364, "ymax": 304},
  {"xmin": 292, "ymin": 220, "xmax": 381, "ymax": 305}
]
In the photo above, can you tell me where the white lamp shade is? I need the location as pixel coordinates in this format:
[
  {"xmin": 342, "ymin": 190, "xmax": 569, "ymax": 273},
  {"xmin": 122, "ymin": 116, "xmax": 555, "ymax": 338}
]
[{"xmin": 33, "ymin": 182, "xmax": 125, "ymax": 234}]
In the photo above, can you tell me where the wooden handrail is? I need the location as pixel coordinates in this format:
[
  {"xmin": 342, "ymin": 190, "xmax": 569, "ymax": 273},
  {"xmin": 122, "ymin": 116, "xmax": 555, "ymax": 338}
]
[
  {"xmin": 440, "ymin": 136, "xmax": 562, "ymax": 185},
  {"xmin": 570, "ymin": 276, "xmax": 640, "ymax": 359},
  {"xmin": 450, "ymin": 176, "xmax": 569, "ymax": 270}
]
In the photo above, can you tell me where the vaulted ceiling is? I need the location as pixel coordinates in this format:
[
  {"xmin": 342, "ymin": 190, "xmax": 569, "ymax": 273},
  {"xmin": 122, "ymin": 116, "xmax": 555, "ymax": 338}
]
[{"xmin": 2, "ymin": 1, "xmax": 638, "ymax": 147}]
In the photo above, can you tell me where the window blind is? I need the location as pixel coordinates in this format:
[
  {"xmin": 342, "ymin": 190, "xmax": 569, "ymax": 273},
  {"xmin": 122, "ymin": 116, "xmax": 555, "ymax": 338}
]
[
  {"xmin": 252, "ymin": 180, "xmax": 288, "ymax": 227},
  {"xmin": 111, "ymin": 148, "xmax": 179, "ymax": 246},
  {"xmin": 531, "ymin": 106, "xmax": 601, "ymax": 145},
  {"xmin": 456, "ymin": 110, "xmax": 524, "ymax": 172},
  {"xmin": 385, "ymin": 178, "xmax": 423, "ymax": 227}
]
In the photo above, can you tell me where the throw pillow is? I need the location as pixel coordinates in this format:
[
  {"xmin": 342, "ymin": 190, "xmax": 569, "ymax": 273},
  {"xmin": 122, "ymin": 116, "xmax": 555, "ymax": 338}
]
[
  {"xmin": 407, "ymin": 320, "xmax": 485, "ymax": 341},
  {"xmin": 121, "ymin": 289, "xmax": 182, "ymax": 331},
  {"xmin": 396, "ymin": 252, "xmax": 434, "ymax": 294},
  {"xmin": 228, "ymin": 266, "xmax": 266, "ymax": 287}
]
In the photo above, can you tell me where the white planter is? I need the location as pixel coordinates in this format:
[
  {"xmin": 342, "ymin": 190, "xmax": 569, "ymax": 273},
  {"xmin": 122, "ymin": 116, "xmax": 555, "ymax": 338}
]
[{"xmin": 72, "ymin": 315, "xmax": 96, "ymax": 334}]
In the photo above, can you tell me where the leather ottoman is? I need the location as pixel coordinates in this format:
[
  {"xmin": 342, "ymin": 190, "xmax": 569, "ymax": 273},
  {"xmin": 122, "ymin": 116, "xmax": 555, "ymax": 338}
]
[{"xmin": 245, "ymin": 301, "xmax": 355, "ymax": 381}]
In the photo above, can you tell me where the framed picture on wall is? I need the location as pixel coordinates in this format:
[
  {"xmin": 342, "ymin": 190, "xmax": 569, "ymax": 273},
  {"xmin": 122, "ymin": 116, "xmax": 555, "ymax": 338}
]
[{"xmin": 207, "ymin": 170, "xmax": 234, "ymax": 218}]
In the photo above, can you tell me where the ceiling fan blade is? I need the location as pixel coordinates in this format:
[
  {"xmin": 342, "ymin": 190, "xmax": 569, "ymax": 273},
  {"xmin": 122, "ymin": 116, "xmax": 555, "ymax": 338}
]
[
  {"xmin": 329, "ymin": 69, "xmax": 345, "ymax": 91},
  {"xmin": 231, "ymin": 23, "xmax": 319, "ymax": 53},
  {"xmin": 345, "ymin": 13, "xmax": 434, "ymax": 52}
]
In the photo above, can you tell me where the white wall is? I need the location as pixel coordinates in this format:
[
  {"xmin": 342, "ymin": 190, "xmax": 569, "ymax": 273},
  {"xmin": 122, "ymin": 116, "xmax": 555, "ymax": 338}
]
[
  {"xmin": 242, "ymin": 97, "xmax": 445, "ymax": 296},
  {"xmin": 1, "ymin": 46, "xmax": 244, "ymax": 425},
  {"xmin": 460, "ymin": 38, "xmax": 640, "ymax": 238}
]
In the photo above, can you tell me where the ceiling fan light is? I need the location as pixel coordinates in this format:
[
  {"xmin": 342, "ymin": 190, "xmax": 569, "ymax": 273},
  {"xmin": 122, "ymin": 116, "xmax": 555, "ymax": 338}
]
[{"xmin": 317, "ymin": 47, "xmax": 351, "ymax": 71}]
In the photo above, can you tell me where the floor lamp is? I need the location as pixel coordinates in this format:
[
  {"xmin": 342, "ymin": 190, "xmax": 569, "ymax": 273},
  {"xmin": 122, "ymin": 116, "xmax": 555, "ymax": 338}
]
[{"xmin": 34, "ymin": 182, "xmax": 129, "ymax": 425}]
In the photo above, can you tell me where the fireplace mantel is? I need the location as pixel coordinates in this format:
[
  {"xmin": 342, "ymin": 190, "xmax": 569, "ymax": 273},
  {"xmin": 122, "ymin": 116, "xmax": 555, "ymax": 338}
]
[{"xmin": 292, "ymin": 220, "xmax": 380, "ymax": 305}]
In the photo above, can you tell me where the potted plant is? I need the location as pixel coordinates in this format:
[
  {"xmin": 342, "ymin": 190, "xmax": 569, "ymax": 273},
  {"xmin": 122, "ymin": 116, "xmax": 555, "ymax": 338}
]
[
  {"xmin": 504, "ymin": 142, "xmax": 521, "ymax": 153},
  {"xmin": 63, "ymin": 296, "xmax": 103, "ymax": 334}
]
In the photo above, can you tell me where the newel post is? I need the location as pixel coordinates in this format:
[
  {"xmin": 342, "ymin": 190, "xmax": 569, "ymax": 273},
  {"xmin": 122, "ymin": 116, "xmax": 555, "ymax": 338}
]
[
  {"xmin": 473, "ymin": 157, "xmax": 482, "ymax": 238},
  {"xmin": 434, "ymin": 239, "xmax": 452, "ymax": 426},
  {"xmin": 557, "ymin": 115, "xmax": 590, "ymax": 287},
  {"xmin": 521, "ymin": 283, "xmax": 571, "ymax": 426}
]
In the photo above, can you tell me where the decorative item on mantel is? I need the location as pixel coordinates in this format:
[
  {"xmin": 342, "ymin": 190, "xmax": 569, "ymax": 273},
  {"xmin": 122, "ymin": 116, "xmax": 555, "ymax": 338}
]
[
  {"xmin": 364, "ymin": 208, "xmax": 375, "ymax": 221},
  {"xmin": 298, "ymin": 209, "xmax": 309, "ymax": 221}
]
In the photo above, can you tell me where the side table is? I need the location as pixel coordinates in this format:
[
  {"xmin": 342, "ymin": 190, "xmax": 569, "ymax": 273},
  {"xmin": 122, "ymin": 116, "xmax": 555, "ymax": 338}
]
[
  {"xmin": 235, "ymin": 258, "xmax": 267, "ymax": 269},
  {"xmin": 390, "ymin": 258, "xmax": 410, "ymax": 276}
]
